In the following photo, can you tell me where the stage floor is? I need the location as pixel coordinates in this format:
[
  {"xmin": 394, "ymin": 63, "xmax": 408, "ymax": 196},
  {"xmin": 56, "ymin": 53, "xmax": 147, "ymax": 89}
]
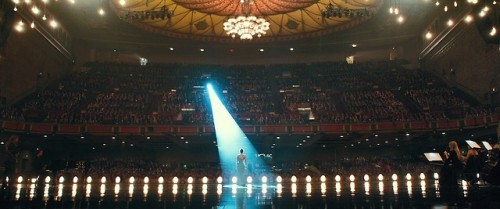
[{"xmin": 1, "ymin": 180, "xmax": 499, "ymax": 209}]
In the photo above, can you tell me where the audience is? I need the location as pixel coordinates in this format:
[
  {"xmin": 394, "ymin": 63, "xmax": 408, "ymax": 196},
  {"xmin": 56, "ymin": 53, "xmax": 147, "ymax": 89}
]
[{"xmin": 0, "ymin": 61, "xmax": 493, "ymax": 125}]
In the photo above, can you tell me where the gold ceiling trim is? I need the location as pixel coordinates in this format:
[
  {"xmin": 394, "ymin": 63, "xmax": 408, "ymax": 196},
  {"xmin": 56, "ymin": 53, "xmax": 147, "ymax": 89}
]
[{"xmin": 110, "ymin": 0, "xmax": 383, "ymax": 42}]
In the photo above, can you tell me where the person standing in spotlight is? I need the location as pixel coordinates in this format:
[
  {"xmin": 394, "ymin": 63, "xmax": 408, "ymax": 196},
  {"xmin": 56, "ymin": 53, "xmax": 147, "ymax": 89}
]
[{"xmin": 236, "ymin": 148, "xmax": 247, "ymax": 186}]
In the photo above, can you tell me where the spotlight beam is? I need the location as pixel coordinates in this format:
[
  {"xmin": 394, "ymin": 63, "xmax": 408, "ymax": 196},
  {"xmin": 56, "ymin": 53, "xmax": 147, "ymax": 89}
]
[{"xmin": 207, "ymin": 84, "xmax": 268, "ymax": 178}]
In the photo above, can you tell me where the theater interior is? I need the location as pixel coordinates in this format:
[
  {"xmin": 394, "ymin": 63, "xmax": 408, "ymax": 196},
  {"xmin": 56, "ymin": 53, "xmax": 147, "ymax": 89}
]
[{"xmin": 0, "ymin": 1, "xmax": 499, "ymax": 209}]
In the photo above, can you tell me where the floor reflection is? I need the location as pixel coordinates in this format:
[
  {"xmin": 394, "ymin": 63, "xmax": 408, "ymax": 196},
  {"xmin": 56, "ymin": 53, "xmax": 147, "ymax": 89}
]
[{"xmin": 1, "ymin": 178, "xmax": 500, "ymax": 209}]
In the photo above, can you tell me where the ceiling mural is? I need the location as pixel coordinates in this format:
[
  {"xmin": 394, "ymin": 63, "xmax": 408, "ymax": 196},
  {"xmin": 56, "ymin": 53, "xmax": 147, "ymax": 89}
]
[{"xmin": 109, "ymin": 0, "xmax": 383, "ymax": 42}]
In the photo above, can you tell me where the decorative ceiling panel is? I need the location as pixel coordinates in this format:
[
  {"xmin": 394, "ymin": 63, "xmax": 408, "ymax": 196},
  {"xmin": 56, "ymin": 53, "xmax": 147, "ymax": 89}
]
[{"xmin": 110, "ymin": 0, "xmax": 383, "ymax": 42}]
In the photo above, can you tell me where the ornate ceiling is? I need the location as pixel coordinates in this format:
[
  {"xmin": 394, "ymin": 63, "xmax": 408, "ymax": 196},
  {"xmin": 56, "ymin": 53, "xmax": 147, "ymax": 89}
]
[{"xmin": 109, "ymin": 0, "xmax": 383, "ymax": 42}]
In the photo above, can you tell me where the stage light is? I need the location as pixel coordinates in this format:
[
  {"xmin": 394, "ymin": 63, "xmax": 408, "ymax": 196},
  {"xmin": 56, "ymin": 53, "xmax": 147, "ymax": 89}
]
[
  {"xmin": 349, "ymin": 175, "xmax": 355, "ymax": 182},
  {"xmin": 419, "ymin": 173, "xmax": 426, "ymax": 180},
  {"xmin": 17, "ymin": 176, "xmax": 23, "ymax": 183},
  {"xmin": 247, "ymin": 176, "xmax": 253, "ymax": 184},
  {"xmin": 44, "ymin": 176, "xmax": 51, "ymax": 183},
  {"xmin": 276, "ymin": 176, "xmax": 283, "ymax": 183},
  {"xmin": 86, "ymin": 176, "xmax": 92, "ymax": 183},
  {"xmin": 202, "ymin": 177, "xmax": 208, "ymax": 184},
  {"xmin": 261, "ymin": 176, "xmax": 268, "ymax": 183},
  {"xmin": 392, "ymin": 174, "xmax": 398, "ymax": 181},
  {"xmin": 101, "ymin": 176, "xmax": 107, "ymax": 184},
  {"xmin": 433, "ymin": 173, "xmax": 439, "ymax": 179},
  {"xmin": 158, "ymin": 177, "xmax": 164, "ymax": 184},
  {"xmin": 306, "ymin": 175, "xmax": 312, "ymax": 183},
  {"xmin": 378, "ymin": 174, "xmax": 384, "ymax": 181},
  {"xmin": 320, "ymin": 175, "xmax": 326, "ymax": 182},
  {"xmin": 406, "ymin": 173, "xmax": 412, "ymax": 180},
  {"xmin": 364, "ymin": 174, "xmax": 370, "ymax": 181},
  {"xmin": 217, "ymin": 176, "xmax": 223, "ymax": 184},
  {"xmin": 335, "ymin": 175, "xmax": 341, "ymax": 182},
  {"xmin": 73, "ymin": 176, "xmax": 78, "ymax": 183},
  {"xmin": 232, "ymin": 176, "xmax": 238, "ymax": 184},
  {"xmin": 144, "ymin": 177, "xmax": 150, "ymax": 184},
  {"xmin": 291, "ymin": 176, "xmax": 297, "ymax": 183},
  {"xmin": 59, "ymin": 176, "xmax": 65, "ymax": 183},
  {"xmin": 172, "ymin": 177, "xmax": 179, "ymax": 184},
  {"xmin": 187, "ymin": 177, "xmax": 194, "ymax": 184}
]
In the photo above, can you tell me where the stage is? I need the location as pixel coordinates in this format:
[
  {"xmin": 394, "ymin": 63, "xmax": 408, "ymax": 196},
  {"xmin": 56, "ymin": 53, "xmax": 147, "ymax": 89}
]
[{"xmin": 1, "ymin": 178, "xmax": 500, "ymax": 209}]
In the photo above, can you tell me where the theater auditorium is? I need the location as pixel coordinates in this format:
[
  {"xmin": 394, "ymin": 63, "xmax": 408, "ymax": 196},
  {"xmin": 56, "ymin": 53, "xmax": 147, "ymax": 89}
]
[{"xmin": 0, "ymin": 1, "xmax": 499, "ymax": 209}]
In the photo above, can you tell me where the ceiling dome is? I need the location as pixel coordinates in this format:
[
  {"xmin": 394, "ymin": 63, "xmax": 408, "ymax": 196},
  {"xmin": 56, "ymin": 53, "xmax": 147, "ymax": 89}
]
[
  {"xmin": 173, "ymin": 0, "xmax": 317, "ymax": 16},
  {"xmin": 110, "ymin": 0, "xmax": 383, "ymax": 42}
]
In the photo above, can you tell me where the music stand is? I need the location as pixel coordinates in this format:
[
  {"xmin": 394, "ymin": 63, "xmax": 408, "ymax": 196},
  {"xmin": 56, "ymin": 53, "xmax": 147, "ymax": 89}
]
[
  {"xmin": 465, "ymin": 140, "xmax": 481, "ymax": 149},
  {"xmin": 424, "ymin": 152, "xmax": 444, "ymax": 165},
  {"xmin": 482, "ymin": 141, "xmax": 493, "ymax": 151}
]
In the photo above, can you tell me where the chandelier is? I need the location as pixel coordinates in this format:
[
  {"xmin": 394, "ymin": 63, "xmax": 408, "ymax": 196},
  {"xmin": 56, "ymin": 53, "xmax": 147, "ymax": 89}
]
[
  {"xmin": 223, "ymin": 16, "xmax": 270, "ymax": 40},
  {"xmin": 223, "ymin": 0, "xmax": 270, "ymax": 40}
]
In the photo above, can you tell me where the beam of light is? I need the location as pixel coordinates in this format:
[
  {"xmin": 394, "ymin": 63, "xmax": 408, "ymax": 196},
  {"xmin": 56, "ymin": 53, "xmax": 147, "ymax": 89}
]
[
  {"xmin": 207, "ymin": 83, "xmax": 269, "ymax": 178},
  {"xmin": 208, "ymin": 83, "xmax": 271, "ymax": 208}
]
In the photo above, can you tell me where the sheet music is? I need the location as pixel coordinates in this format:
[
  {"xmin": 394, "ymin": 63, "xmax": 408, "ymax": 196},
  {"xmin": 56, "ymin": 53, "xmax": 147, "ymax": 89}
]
[
  {"xmin": 465, "ymin": 140, "xmax": 481, "ymax": 149},
  {"xmin": 424, "ymin": 153, "xmax": 443, "ymax": 162}
]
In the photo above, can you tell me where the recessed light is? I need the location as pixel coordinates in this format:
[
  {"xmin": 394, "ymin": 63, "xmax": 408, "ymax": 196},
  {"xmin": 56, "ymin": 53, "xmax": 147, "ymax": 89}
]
[
  {"xmin": 465, "ymin": 15, "xmax": 473, "ymax": 23},
  {"xmin": 259, "ymin": 48, "xmax": 264, "ymax": 52},
  {"xmin": 351, "ymin": 44, "xmax": 357, "ymax": 48},
  {"xmin": 397, "ymin": 15, "xmax": 404, "ymax": 23},
  {"xmin": 289, "ymin": 48, "xmax": 294, "ymax": 51},
  {"xmin": 169, "ymin": 47, "xmax": 174, "ymax": 51},
  {"xmin": 98, "ymin": 8, "xmax": 105, "ymax": 16},
  {"xmin": 425, "ymin": 32, "xmax": 433, "ymax": 39}
]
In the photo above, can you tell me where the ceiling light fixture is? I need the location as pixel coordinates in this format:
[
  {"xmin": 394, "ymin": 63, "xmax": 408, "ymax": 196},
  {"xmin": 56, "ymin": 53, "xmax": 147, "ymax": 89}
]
[{"xmin": 223, "ymin": 0, "xmax": 269, "ymax": 40}]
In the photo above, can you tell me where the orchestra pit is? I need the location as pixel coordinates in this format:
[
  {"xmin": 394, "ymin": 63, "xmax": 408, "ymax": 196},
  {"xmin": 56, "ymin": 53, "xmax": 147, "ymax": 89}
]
[{"xmin": 0, "ymin": 1, "xmax": 499, "ymax": 209}]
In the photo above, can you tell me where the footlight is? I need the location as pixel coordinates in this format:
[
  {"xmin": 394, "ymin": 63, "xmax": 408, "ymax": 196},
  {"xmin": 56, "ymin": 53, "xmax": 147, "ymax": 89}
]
[
  {"xmin": 261, "ymin": 176, "xmax": 268, "ymax": 184},
  {"xmin": 276, "ymin": 176, "xmax": 282, "ymax": 183}
]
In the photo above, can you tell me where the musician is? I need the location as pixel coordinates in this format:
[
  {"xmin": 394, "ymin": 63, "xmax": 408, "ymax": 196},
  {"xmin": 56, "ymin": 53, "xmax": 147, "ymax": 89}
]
[{"xmin": 441, "ymin": 140, "xmax": 465, "ymax": 187}]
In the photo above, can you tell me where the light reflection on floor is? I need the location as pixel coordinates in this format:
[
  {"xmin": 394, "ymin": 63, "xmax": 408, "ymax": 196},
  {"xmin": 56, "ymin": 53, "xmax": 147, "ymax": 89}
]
[{"xmin": 1, "ymin": 179, "xmax": 500, "ymax": 209}]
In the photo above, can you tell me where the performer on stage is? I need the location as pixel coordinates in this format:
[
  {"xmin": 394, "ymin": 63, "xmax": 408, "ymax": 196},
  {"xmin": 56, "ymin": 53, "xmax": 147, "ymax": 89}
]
[
  {"xmin": 441, "ymin": 140, "xmax": 465, "ymax": 187},
  {"xmin": 236, "ymin": 148, "xmax": 247, "ymax": 185}
]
